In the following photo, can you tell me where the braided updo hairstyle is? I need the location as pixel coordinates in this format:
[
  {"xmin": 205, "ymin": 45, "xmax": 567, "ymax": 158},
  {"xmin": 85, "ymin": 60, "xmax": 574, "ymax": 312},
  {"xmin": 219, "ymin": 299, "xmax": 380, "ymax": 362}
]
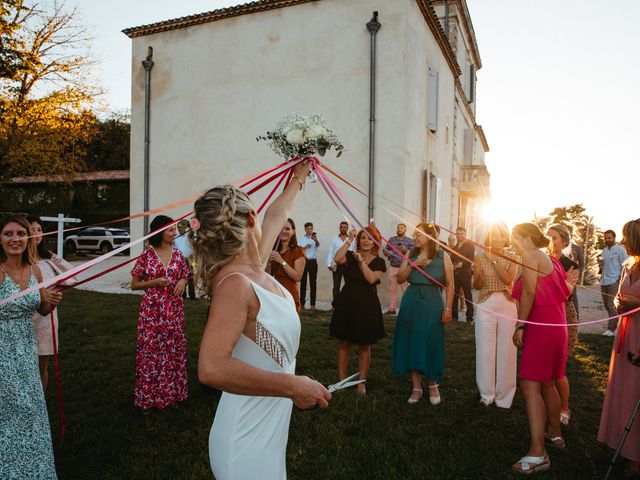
[
  {"xmin": 512, "ymin": 222, "xmax": 550, "ymax": 249},
  {"xmin": 190, "ymin": 185, "xmax": 254, "ymax": 296}
]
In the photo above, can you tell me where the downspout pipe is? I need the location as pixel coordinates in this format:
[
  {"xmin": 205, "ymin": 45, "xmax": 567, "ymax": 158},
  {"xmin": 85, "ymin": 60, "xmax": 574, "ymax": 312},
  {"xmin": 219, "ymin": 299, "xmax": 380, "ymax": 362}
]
[
  {"xmin": 142, "ymin": 46, "xmax": 154, "ymax": 235},
  {"xmin": 366, "ymin": 12, "xmax": 381, "ymax": 222}
]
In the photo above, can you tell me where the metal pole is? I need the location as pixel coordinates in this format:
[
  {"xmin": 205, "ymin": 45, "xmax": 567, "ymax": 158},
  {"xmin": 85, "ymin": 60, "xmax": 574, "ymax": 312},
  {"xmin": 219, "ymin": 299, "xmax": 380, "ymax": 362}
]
[
  {"xmin": 142, "ymin": 46, "xmax": 154, "ymax": 235},
  {"xmin": 581, "ymin": 216, "xmax": 591, "ymax": 286},
  {"xmin": 366, "ymin": 12, "xmax": 381, "ymax": 222},
  {"xmin": 57, "ymin": 213, "xmax": 64, "ymax": 258}
]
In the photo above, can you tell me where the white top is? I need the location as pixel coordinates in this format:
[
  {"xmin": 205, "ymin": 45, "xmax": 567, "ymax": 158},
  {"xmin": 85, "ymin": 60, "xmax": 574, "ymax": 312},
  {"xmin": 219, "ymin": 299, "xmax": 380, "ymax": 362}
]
[
  {"xmin": 601, "ymin": 244, "xmax": 627, "ymax": 286},
  {"xmin": 326, "ymin": 234, "xmax": 354, "ymax": 268},
  {"xmin": 298, "ymin": 234, "xmax": 319, "ymax": 260},
  {"xmin": 173, "ymin": 233, "xmax": 192, "ymax": 259}
]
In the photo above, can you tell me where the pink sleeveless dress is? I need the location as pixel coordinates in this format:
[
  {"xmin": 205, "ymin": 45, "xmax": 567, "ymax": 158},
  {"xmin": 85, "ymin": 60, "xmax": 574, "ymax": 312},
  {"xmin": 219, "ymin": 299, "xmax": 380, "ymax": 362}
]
[
  {"xmin": 512, "ymin": 255, "xmax": 571, "ymax": 382},
  {"xmin": 598, "ymin": 266, "xmax": 640, "ymax": 461}
]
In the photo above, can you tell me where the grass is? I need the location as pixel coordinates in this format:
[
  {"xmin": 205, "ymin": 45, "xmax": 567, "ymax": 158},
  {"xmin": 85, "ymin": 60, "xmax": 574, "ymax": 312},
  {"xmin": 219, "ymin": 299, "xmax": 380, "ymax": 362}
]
[{"xmin": 50, "ymin": 289, "xmax": 619, "ymax": 479}]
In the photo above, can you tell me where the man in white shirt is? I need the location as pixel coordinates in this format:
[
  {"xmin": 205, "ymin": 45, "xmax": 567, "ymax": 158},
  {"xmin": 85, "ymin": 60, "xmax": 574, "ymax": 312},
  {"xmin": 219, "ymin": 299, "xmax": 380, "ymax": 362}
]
[
  {"xmin": 174, "ymin": 221, "xmax": 196, "ymax": 299},
  {"xmin": 327, "ymin": 221, "xmax": 352, "ymax": 307},
  {"xmin": 299, "ymin": 222, "xmax": 320, "ymax": 310},
  {"xmin": 600, "ymin": 229, "xmax": 627, "ymax": 336}
]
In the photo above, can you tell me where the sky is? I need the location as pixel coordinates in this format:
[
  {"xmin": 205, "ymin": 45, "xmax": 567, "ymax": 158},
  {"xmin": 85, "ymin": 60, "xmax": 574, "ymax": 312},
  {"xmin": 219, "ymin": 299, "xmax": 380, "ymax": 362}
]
[{"xmin": 75, "ymin": 0, "xmax": 639, "ymax": 235}]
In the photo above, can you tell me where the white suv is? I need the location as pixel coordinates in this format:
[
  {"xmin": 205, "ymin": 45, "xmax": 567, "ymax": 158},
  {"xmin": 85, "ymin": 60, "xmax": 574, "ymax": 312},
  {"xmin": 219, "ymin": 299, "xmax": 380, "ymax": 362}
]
[{"xmin": 65, "ymin": 227, "xmax": 130, "ymax": 255}]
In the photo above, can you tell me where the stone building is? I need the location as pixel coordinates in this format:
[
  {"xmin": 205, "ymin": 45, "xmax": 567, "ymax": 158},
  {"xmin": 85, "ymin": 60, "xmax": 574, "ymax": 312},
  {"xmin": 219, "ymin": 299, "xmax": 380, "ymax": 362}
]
[{"xmin": 124, "ymin": 0, "xmax": 490, "ymax": 304}]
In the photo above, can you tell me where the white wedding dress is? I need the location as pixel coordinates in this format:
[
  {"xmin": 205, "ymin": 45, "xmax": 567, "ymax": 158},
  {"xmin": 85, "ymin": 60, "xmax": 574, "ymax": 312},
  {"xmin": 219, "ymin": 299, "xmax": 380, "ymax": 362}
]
[{"xmin": 209, "ymin": 273, "xmax": 301, "ymax": 479}]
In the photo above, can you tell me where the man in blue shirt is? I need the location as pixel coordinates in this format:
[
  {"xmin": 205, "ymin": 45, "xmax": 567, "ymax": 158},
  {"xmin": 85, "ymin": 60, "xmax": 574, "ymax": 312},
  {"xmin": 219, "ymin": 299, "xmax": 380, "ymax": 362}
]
[
  {"xmin": 174, "ymin": 221, "xmax": 196, "ymax": 299},
  {"xmin": 382, "ymin": 223, "xmax": 415, "ymax": 314},
  {"xmin": 600, "ymin": 229, "xmax": 627, "ymax": 336},
  {"xmin": 299, "ymin": 222, "xmax": 320, "ymax": 310},
  {"xmin": 327, "ymin": 221, "xmax": 352, "ymax": 307}
]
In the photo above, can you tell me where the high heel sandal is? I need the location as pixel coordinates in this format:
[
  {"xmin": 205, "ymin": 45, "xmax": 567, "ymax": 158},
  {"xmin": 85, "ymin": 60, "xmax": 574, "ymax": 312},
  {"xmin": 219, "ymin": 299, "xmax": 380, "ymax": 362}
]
[
  {"xmin": 428, "ymin": 384, "xmax": 441, "ymax": 405},
  {"xmin": 408, "ymin": 388, "xmax": 422, "ymax": 404}
]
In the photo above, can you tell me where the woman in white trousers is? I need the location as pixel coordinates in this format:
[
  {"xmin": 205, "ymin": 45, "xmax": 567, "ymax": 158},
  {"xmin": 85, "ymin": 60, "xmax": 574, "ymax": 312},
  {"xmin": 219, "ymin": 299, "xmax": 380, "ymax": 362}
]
[{"xmin": 473, "ymin": 222, "xmax": 519, "ymax": 408}]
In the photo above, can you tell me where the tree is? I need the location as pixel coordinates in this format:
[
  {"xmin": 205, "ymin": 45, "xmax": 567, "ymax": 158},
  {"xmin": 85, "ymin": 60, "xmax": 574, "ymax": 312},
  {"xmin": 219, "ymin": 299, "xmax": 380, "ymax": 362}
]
[
  {"xmin": 535, "ymin": 204, "xmax": 604, "ymax": 285},
  {"xmin": 0, "ymin": 0, "xmax": 101, "ymax": 179},
  {"xmin": 85, "ymin": 111, "xmax": 130, "ymax": 171}
]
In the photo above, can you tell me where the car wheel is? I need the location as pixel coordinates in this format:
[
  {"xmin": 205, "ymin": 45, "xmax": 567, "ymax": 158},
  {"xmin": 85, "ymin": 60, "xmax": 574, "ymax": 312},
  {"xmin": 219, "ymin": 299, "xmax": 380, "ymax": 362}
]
[
  {"xmin": 65, "ymin": 241, "xmax": 76, "ymax": 254},
  {"xmin": 99, "ymin": 242, "xmax": 113, "ymax": 255}
]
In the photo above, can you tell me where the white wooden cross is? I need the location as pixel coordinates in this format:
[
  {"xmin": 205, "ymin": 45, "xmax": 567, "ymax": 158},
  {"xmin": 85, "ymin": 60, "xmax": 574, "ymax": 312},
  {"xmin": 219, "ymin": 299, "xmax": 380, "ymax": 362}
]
[{"xmin": 41, "ymin": 214, "xmax": 82, "ymax": 258}]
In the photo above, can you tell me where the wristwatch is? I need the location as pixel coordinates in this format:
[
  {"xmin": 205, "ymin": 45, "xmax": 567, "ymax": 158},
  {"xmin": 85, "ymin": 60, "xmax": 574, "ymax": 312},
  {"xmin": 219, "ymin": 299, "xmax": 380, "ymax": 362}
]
[{"xmin": 281, "ymin": 260, "xmax": 287, "ymax": 267}]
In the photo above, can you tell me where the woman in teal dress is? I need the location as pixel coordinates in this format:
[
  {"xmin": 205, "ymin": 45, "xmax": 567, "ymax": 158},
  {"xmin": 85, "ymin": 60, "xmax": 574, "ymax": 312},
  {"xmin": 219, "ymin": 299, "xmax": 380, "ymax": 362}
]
[
  {"xmin": 392, "ymin": 223, "xmax": 454, "ymax": 405},
  {"xmin": 1, "ymin": 215, "xmax": 63, "ymax": 479}
]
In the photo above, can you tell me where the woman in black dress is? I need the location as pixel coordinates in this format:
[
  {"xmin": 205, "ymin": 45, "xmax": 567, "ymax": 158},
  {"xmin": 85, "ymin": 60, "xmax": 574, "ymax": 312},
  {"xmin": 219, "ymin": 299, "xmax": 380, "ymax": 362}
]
[{"xmin": 330, "ymin": 225, "xmax": 386, "ymax": 395}]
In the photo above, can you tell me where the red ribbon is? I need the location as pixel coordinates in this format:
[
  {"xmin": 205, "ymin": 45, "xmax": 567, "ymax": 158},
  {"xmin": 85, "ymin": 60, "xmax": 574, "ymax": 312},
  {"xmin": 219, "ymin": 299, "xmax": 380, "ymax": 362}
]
[
  {"xmin": 50, "ymin": 310, "xmax": 65, "ymax": 438},
  {"xmin": 617, "ymin": 316, "xmax": 629, "ymax": 354}
]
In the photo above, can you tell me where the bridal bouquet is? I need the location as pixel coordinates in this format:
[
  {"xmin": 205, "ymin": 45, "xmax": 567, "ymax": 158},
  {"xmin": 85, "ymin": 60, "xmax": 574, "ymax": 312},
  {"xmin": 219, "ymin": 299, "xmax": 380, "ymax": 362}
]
[{"xmin": 257, "ymin": 113, "xmax": 344, "ymax": 160}]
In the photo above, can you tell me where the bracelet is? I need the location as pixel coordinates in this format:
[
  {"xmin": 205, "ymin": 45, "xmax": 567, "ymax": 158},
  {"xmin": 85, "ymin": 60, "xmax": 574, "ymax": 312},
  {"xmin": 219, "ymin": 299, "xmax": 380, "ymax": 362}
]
[
  {"xmin": 292, "ymin": 176, "xmax": 304, "ymax": 190},
  {"xmin": 516, "ymin": 325, "xmax": 525, "ymax": 330}
]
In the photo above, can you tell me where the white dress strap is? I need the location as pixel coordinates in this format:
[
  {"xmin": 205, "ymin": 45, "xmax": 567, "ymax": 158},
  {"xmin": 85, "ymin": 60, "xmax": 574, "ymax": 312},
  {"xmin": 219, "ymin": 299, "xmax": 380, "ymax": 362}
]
[{"xmin": 215, "ymin": 271, "xmax": 249, "ymax": 289}]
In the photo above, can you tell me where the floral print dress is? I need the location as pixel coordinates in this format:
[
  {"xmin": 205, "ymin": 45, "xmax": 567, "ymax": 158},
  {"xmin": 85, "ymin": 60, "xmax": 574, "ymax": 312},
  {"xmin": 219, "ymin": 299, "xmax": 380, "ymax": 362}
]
[
  {"xmin": 131, "ymin": 247, "xmax": 190, "ymax": 409},
  {"xmin": 0, "ymin": 269, "xmax": 57, "ymax": 479}
]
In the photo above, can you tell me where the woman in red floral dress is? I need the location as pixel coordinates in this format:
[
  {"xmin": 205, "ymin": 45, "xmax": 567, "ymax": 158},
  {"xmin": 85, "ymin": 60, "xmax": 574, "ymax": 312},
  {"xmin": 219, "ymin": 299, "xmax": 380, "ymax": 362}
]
[{"xmin": 131, "ymin": 215, "xmax": 191, "ymax": 409}]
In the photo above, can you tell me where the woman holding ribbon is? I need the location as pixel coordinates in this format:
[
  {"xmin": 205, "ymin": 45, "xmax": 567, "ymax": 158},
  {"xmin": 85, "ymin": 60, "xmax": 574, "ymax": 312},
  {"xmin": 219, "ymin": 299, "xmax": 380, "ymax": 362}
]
[
  {"xmin": 131, "ymin": 215, "xmax": 191, "ymax": 410},
  {"xmin": 268, "ymin": 218, "xmax": 306, "ymax": 313},
  {"xmin": 28, "ymin": 215, "xmax": 75, "ymax": 390},
  {"xmin": 472, "ymin": 221, "xmax": 519, "ymax": 408},
  {"xmin": 330, "ymin": 225, "xmax": 387, "ymax": 396},
  {"xmin": 598, "ymin": 218, "xmax": 640, "ymax": 478},
  {"xmin": 193, "ymin": 159, "xmax": 330, "ymax": 480},
  {"xmin": 0, "ymin": 214, "xmax": 63, "ymax": 479},
  {"xmin": 546, "ymin": 223, "xmax": 580, "ymax": 426},
  {"xmin": 392, "ymin": 223, "xmax": 454, "ymax": 405},
  {"xmin": 510, "ymin": 223, "xmax": 576, "ymax": 474}
]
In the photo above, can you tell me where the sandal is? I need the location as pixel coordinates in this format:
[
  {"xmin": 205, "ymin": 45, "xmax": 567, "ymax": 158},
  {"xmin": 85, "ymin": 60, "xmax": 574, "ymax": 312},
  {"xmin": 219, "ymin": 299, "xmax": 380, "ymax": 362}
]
[
  {"xmin": 408, "ymin": 388, "xmax": 422, "ymax": 404},
  {"xmin": 428, "ymin": 384, "xmax": 441, "ymax": 405},
  {"xmin": 512, "ymin": 454, "xmax": 550, "ymax": 474},
  {"xmin": 544, "ymin": 434, "xmax": 566, "ymax": 450},
  {"xmin": 560, "ymin": 409, "xmax": 571, "ymax": 425}
]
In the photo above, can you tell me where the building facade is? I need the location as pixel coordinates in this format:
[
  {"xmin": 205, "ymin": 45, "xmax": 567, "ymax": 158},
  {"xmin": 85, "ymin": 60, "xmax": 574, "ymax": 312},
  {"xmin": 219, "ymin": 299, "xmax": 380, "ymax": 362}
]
[{"xmin": 124, "ymin": 0, "xmax": 490, "ymax": 304}]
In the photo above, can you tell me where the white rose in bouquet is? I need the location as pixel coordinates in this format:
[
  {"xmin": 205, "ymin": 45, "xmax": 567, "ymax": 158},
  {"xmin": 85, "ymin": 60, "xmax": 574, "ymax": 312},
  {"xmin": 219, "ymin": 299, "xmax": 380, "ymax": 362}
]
[
  {"xmin": 305, "ymin": 124, "xmax": 328, "ymax": 140},
  {"xmin": 285, "ymin": 128, "xmax": 305, "ymax": 145},
  {"xmin": 258, "ymin": 113, "xmax": 344, "ymax": 160}
]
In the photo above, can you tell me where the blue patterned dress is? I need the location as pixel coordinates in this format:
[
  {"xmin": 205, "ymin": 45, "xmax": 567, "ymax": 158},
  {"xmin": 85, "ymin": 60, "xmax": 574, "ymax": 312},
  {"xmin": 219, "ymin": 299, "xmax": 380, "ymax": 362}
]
[{"xmin": 0, "ymin": 269, "xmax": 57, "ymax": 479}]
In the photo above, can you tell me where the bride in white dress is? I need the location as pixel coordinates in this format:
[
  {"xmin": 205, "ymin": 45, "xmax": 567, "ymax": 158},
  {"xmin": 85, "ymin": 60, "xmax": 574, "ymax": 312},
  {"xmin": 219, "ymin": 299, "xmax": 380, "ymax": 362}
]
[{"xmin": 191, "ymin": 160, "xmax": 331, "ymax": 479}]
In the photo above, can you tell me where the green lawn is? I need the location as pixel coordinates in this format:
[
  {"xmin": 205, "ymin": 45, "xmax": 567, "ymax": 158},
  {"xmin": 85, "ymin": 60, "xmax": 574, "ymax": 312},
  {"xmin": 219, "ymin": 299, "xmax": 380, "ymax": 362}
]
[{"xmin": 50, "ymin": 289, "xmax": 618, "ymax": 479}]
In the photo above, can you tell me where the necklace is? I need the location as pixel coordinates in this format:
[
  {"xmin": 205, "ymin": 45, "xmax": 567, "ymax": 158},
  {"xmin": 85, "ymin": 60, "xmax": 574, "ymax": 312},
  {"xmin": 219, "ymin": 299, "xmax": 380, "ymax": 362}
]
[{"xmin": 2, "ymin": 264, "xmax": 26, "ymax": 284}]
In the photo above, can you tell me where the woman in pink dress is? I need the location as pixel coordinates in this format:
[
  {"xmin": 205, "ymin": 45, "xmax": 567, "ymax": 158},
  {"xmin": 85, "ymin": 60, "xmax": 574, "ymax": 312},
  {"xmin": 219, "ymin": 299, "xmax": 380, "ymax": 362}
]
[
  {"xmin": 510, "ymin": 223, "xmax": 575, "ymax": 474},
  {"xmin": 598, "ymin": 219, "xmax": 640, "ymax": 478},
  {"xmin": 131, "ymin": 215, "xmax": 191, "ymax": 409}
]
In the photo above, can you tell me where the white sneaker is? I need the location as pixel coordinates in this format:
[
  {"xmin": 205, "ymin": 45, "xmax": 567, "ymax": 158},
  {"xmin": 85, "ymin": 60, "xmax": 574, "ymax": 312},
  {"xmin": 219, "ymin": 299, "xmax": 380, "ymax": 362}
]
[{"xmin": 603, "ymin": 330, "xmax": 615, "ymax": 337}]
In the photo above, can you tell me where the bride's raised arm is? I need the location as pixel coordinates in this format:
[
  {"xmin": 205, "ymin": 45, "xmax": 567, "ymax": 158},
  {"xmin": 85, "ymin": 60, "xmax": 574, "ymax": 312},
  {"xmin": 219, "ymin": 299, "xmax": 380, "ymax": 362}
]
[{"xmin": 258, "ymin": 160, "xmax": 313, "ymax": 261}]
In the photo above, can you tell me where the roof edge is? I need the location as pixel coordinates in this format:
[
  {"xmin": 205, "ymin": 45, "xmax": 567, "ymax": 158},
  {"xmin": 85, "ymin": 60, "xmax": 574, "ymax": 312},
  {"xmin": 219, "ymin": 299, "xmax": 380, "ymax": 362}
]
[
  {"xmin": 123, "ymin": 0, "xmax": 318, "ymax": 38},
  {"xmin": 415, "ymin": 0, "xmax": 462, "ymax": 78}
]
